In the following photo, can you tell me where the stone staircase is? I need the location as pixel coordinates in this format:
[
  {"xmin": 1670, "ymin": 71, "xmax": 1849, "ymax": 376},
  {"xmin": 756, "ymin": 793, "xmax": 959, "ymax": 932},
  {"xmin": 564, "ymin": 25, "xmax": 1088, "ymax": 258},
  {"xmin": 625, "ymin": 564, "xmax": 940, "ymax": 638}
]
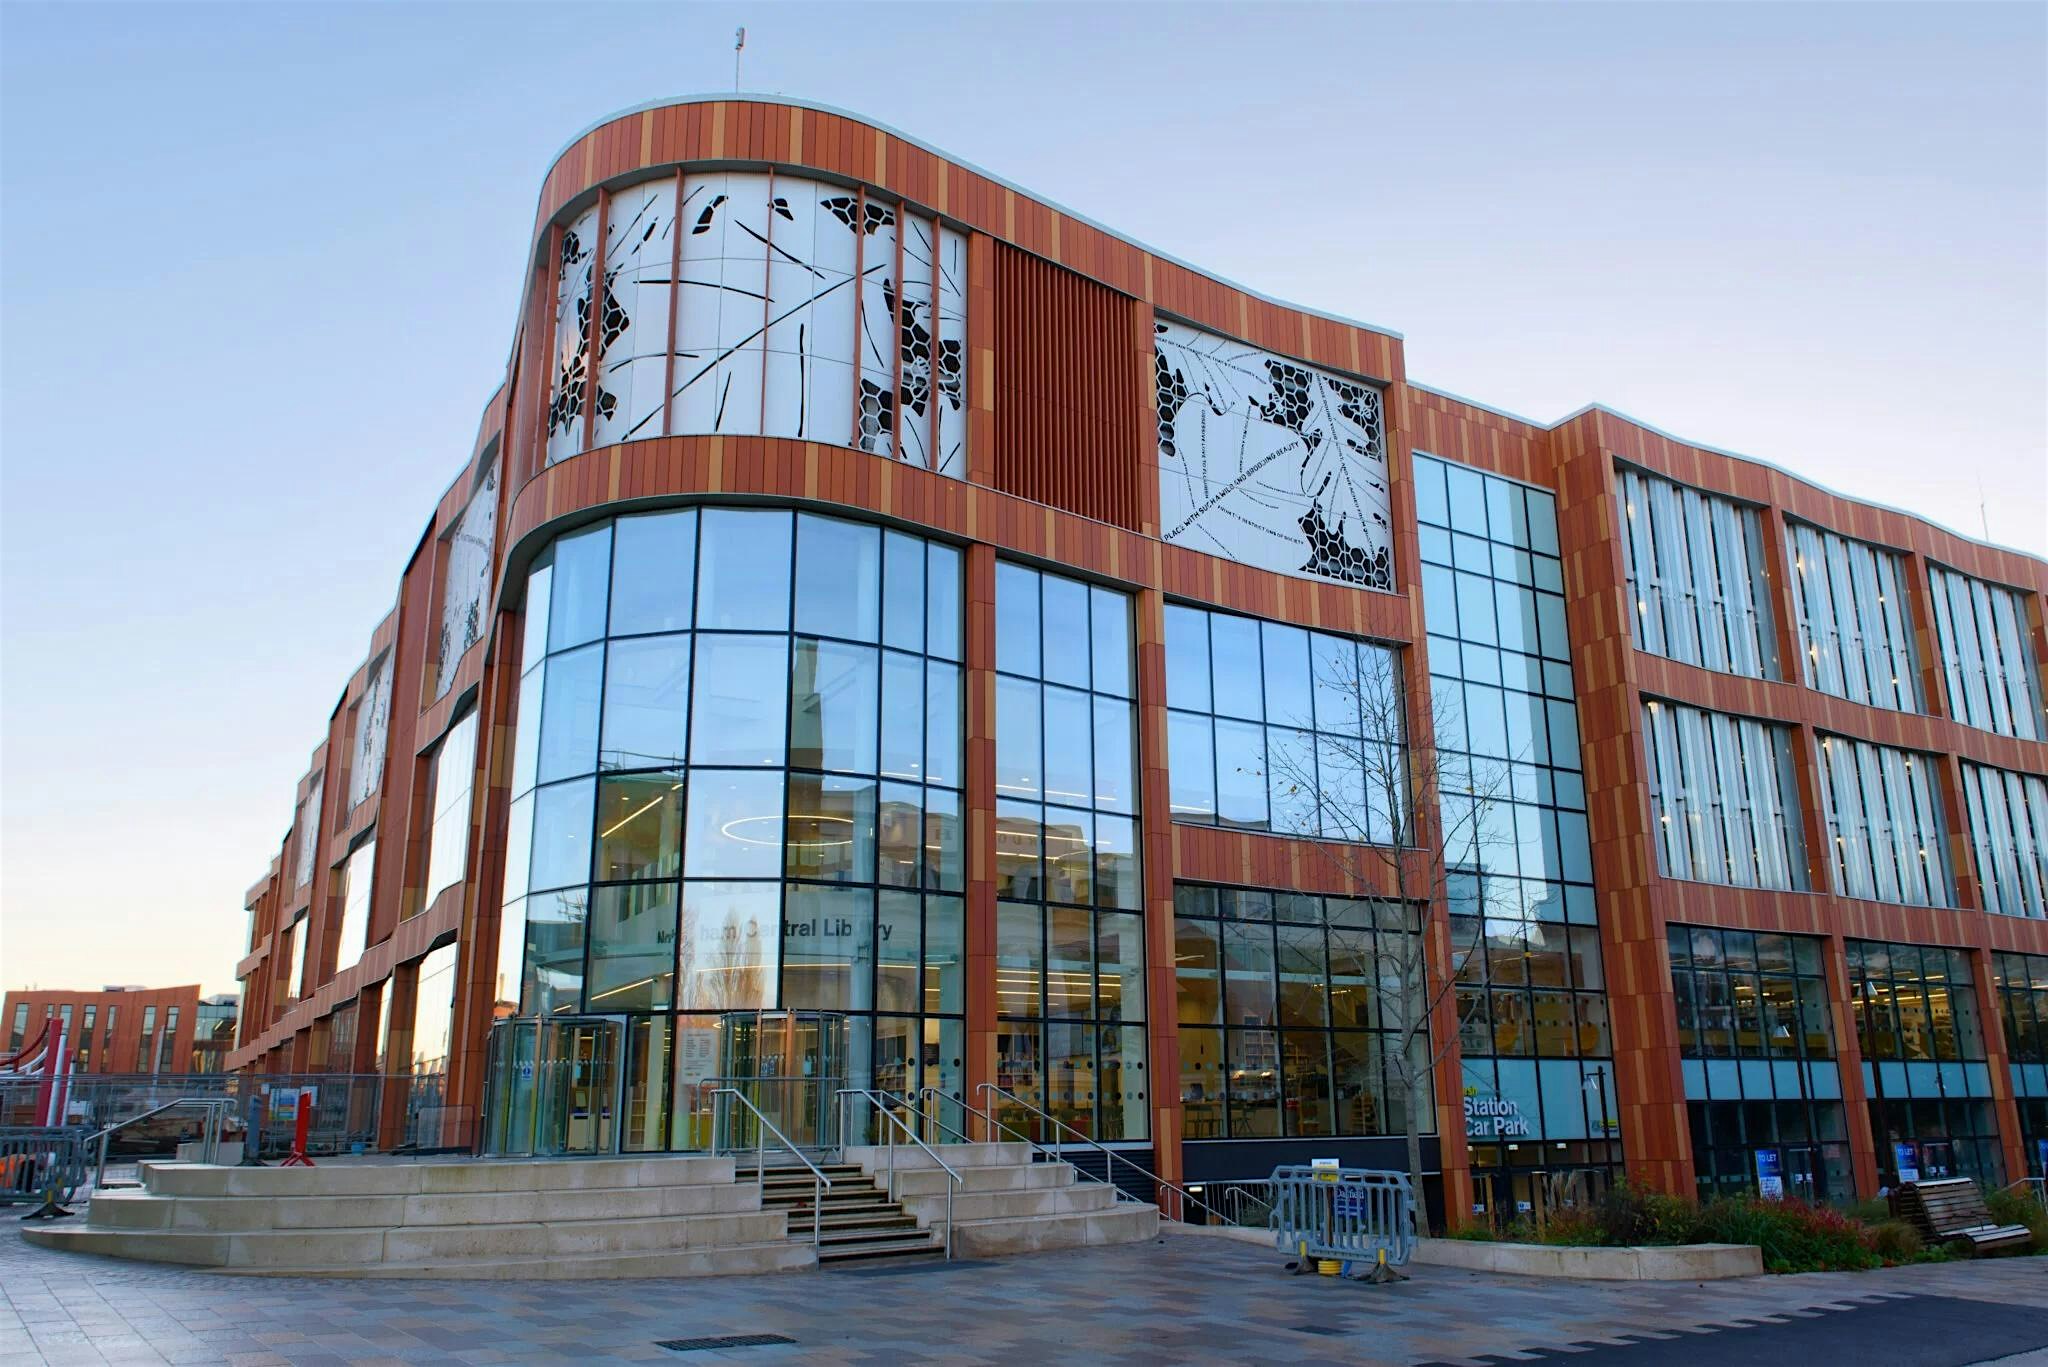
[
  {"xmin": 743, "ymin": 1162, "xmax": 940, "ymax": 1263},
  {"xmin": 20, "ymin": 1155, "xmax": 811, "ymax": 1279},
  {"xmin": 845, "ymin": 1141, "xmax": 1158, "ymax": 1257},
  {"xmin": 19, "ymin": 1142, "xmax": 1158, "ymax": 1277}
]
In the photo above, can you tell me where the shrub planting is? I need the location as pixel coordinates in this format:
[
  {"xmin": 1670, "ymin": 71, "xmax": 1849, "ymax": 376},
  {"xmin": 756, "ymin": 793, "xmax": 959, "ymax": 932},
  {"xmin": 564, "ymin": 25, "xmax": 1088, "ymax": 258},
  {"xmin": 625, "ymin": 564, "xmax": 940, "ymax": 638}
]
[{"xmin": 1446, "ymin": 1182, "xmax": 2027, "ymax": 1272}]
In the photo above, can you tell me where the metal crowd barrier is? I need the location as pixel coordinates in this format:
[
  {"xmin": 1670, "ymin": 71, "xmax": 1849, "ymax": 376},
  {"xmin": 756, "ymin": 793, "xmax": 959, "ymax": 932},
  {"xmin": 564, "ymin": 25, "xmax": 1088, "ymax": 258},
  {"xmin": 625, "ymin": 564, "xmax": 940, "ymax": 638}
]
[
  {"xmin": 1269, "ymin": 1164, "xmax": 1417, "ymax": 1273},
  {"xmin": 0, "ymin": 1126, "xmax": 90, "ymax": 1207}
]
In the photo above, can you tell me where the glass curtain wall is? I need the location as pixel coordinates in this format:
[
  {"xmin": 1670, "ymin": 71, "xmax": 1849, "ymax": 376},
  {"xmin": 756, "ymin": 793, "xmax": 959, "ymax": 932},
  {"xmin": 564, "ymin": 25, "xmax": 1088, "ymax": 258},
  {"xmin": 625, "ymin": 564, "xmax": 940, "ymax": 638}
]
[
  {"xmin": 1614, "ymin": 463, "xmax": 1778, "ymax": 679},
  {"xmin": 1847, "ymin": 939, "xmax": 2002, "ymax": 1186},
  {"xmin": 1163, "ymin": 603, "xmax": 1404, "ymax": 842},
  {"xmin": 1815, "ymin": 735, "xmax": 1954, "ymax": 907},
  {"xmin": 992, "ymin": 562, "xmax": 1146, "ymax": 1142},
  {"xmin": 1992, "ymin": 952, "xmax": 2048, "ymax": 1177},
  {"xmin": 1785, "ymin": 521, "xmax": 1923, "ymax": 712},
  {"xmin": 1959, "ymin": 761, "xmax": 2048, "ymax": 920},
  {"xmin": 1666, "ymin": 924, "xmax": 1847, "ymax": 1201},
  {"xmin": 498, "ymin": 505, "xmax": 968, "ymax": 1151},
  {"xmin": 1174, "ymin": 884, "xmax": 1425, "ymax": 1140},
  {"xmin": 1640, "ymin": 699, "xmax": 1807, "ymax": 889},
  {"xmin": 1927, "ymin": 565, "xmax": 2044, "ymax": 741},
  {"xmin": 1416, "ymin": 452, "xmax": 1618, "ymax": 1182}
]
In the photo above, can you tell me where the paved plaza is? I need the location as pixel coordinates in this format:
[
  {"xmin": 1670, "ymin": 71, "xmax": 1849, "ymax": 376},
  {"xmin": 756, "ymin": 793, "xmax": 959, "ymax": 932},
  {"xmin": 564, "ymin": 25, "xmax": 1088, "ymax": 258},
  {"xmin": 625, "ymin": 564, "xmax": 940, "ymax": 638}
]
[{"xmin": 3, "ymin": 1219, "xmax": 2046, "ymax": 1366}]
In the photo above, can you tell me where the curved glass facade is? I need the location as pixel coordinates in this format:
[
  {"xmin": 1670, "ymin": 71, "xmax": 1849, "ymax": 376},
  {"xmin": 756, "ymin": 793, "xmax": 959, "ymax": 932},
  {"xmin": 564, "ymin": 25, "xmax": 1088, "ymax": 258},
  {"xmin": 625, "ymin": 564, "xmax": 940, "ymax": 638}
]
[{"xmin": 499, "ymin": 505, "xmax": 966, "ymax": 1148}]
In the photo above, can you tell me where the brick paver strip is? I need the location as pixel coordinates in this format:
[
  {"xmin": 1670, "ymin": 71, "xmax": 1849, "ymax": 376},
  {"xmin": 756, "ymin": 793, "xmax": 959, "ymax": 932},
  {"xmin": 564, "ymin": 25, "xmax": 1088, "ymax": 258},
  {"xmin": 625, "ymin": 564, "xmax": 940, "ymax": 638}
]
[{"xmin": 3, "ymin": 1221, "xmax": 2045, "ymax": 1365}]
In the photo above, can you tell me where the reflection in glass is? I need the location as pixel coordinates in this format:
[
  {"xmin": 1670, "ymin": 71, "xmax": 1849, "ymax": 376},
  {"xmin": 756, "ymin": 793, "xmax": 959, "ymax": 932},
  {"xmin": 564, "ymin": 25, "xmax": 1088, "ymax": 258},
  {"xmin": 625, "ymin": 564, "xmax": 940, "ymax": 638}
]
[
  {"xmin": 595, "ymin": 772, "xmax": 683, "ymax": 881},
  {"xmin": 690, "ymin": 635, "xmax": 789, "ymax": 766},
  {"xmin": 794, "ymin": 513, "xmax": 880, "ymax": 642},
  {"xmin": 608, "ymin": 510, "xmax": 696, "ymax": 637},
  {"xmin": 683, "ymin": 770, "xmax": 785, "ymax": 878},
  {"xmin": 588, "ymin": 883, "xmax": 678, "ymax": 1012},
  {"xmin": 696, "ymin": 509, "xmax": 791, "ymax": 630},
  {"xmin": 676, "ymin": 882, "xmax": 778, "ymax": 1011},
  {"xmin": 790, "ymin": 639, "xmax": 879, "ymax": 774},
  {"xmin": 783, "ymin": 885, "xmax": 874, "ymax": 1012},
  {"xmin": 785, "ymin": 774, "xmax": 877, "ymax": 882},
  {"xmin": 601, "ymin": 635, "xmax": 690, "ymax": 771}
]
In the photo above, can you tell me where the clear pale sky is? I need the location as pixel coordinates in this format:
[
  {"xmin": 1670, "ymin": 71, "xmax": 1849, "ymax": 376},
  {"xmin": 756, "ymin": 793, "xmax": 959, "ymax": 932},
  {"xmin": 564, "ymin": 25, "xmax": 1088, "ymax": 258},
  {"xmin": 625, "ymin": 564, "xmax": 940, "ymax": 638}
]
[{"xmin": 2, "ymin": 3, "xmax": 2043, "ymax": 996}]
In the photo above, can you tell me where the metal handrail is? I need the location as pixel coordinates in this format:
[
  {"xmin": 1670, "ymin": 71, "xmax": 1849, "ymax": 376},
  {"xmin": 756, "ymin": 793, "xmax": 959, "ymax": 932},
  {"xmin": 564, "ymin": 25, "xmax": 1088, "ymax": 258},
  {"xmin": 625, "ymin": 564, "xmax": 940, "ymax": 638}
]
[
  {"xmin": 835, "ymin": 1088, "xmax": 961, "ymax": 1260},
  {"xmin": 1221, "ymin": 1180, "xmax": 1276, "ymax": 1228},
  {"xmin": 707, "ymin": 1087, "xmax": 832, "ymax": 1247},
  {"xmin": 969, "ymin": 1083, "xmax": 1229, "ymax": 1226},
  {"xmin": 86, "ymin": 1097, "xmax": 234, "ymax": 1193},
  {"xmin": 2001, "ymin": 1175, "xmax": 2047, "ymax": 1213}
]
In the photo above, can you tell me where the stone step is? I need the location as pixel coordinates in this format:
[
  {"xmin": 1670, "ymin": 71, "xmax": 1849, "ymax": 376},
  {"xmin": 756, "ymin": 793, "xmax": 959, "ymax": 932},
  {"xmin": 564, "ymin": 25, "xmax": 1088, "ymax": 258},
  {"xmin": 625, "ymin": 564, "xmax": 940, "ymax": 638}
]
[
  {"xmin": 902, "ymin": 1182, "xmax": 1117, "ymax": 1225},
  {"xmin": 241, "ymin": 1240, "xmax": 820, "ymax": 1280},
  {"xmin": 886, "ymin": 1162, "xmax": 1074, "ymax": 1198},
  {"xmin": 88, "ymin": 1180, "xmax": 760, "ymax": 1232},
  {"xmin": 141, "ymin": 1154, "xmax": 736, "ymax": 1199},
  {"xmin": 812, "ymin": 1226, "xmax": 941, "ymax": 1261},
  {"xmin": 946, "ymin": 1203, "xmax": 1159, "ymax": 1258},
  {"xmin": 843, "ymin": 1142, "xmax": 1034, "ymax": 1170},
  {"xmin": 23, "ymin": 1208, "xmax": 790, "ymax": 1269}
]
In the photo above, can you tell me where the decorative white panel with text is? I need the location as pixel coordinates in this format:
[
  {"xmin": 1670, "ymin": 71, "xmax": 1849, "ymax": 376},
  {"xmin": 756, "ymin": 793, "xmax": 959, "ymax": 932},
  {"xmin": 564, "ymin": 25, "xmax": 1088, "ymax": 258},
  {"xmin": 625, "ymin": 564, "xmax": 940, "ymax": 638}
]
[{"xmin": 1155, "ymin": 320, "xmax": 1393, "ymax": 591}]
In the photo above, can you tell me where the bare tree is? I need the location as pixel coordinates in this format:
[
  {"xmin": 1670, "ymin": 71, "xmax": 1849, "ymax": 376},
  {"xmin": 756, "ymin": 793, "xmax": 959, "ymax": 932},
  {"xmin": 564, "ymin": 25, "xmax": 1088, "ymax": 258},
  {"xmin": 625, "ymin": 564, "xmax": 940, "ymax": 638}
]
[{"xmin": 1261, "ymin": 644, "xmax": 1517, "ymax": 1220}]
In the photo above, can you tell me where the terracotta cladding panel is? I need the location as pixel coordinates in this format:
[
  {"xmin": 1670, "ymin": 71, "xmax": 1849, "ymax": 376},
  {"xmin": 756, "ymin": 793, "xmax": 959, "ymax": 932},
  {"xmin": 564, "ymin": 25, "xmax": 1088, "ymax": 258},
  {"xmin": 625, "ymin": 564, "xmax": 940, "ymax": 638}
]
[{"xmin": 988, "ymin": 243, "xmax": 1143, "ymax": 531}]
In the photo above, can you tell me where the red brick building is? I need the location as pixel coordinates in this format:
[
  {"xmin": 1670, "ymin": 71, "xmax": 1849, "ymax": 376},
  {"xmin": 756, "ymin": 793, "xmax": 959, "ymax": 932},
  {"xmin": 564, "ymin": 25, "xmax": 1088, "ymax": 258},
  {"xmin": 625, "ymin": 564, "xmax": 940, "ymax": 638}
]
[
  {"xmin": 3, "ymin": 985, "xmax": 235, "ymax": 1076},
  {"xmin": 225, "ymin": 96, "xmax": 2048, "ymax": 1222}
]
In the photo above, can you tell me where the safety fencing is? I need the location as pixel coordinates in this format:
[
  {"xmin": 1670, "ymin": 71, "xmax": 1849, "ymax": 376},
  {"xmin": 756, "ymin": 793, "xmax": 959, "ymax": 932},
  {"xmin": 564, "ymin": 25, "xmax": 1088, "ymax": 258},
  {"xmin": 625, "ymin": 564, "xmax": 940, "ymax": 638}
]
[
  {"xmin": 0, "ymin": 1073, "xmax": 459, "ymax": 1160},
  {"xmin": 1269, "ymin": 1165, "xmax": 1417, "ymax": 1272},
  {"xmin": 0, "ymin": 1126, "xmax": 91, "ymax": 1207}
]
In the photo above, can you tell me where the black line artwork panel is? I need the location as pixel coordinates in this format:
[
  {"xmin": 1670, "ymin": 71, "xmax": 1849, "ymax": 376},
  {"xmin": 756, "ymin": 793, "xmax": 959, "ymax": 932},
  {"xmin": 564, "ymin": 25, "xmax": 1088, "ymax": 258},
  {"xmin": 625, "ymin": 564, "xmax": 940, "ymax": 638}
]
[
  {"xmin": 1155, "ymin": 320, "xmax": 1394, "ymax": 592},
  {"xmin": 546, "ymin": 172, "xmax": 966, "ymax": 477}
]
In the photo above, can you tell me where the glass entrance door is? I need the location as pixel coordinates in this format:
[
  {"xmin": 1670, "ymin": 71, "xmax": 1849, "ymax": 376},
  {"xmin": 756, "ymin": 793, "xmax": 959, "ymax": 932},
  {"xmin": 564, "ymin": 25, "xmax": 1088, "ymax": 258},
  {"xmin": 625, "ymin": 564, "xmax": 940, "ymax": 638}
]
[
  {"xmin": 483, "ymin": 1015, "xmax": 626, "ymax": 1156},
  {"xmin": 713, "ymin": 1011, "xmax": 846, "ymax": 1150}
]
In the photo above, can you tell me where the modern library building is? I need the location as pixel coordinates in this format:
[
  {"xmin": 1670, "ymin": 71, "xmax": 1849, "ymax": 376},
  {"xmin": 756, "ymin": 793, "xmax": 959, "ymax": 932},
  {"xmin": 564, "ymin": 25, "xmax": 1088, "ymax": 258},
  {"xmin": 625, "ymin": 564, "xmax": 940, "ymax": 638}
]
[{"xmin": 228, "ymin": 96, "xmax": 2048, "ymax": 1226}]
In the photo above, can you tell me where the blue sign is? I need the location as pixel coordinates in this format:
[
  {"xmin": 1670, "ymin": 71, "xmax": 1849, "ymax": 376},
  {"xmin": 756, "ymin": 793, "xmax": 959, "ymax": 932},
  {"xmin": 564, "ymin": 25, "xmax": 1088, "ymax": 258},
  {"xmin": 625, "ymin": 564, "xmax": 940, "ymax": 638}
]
[
  {"xmin": 1894, "ymin": 1142, "xmax": 1920, "ymax": 1184},
  {"xmin": 1754, "ymin": 1149, "xmax": 1783, "ymax": 1200}
]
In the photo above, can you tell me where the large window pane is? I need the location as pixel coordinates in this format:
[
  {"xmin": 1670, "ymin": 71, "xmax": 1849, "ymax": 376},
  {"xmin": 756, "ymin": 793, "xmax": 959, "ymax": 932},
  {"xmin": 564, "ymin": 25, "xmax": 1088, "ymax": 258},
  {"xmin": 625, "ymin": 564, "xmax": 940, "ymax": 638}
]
[
  {"xmin": 690, "ymin": 634, "xmax": 789, "ymax": 766},
  {"xmin": 995, "ymin": 676, "xmax": 1043, "ymax": 800},
  {"xmin": 995, "ymin": 562, "xmax": 1041, "ymax": 677},
  {"xmin": 547, "ymin": 524, "xmax": 612, "ymax": 652},
  {"xmin": 529, "ymin": 779, "xmax": 595, "ymax": 892},
  {"xmin": 697, "ymin": 509, "xmax": 791, "ymax": 630},
  {"xmin": 1042, "ymin": 686, "xmax": 1093, "ymax": 809},
  {"xmin": 595, "ymin": 771, "xmax": 683, "ymax": 882},
  {"xmin": 794, "ymin": 513, "xmax": 880, "ymax": 643},
  {"xmin": 600, "ymin": 635, "xmax": 691, "ymax": 771},
  {"xmin": 785, "ymin": 774, "xmax": 876, "ymax": 882},
  {"xmin": 587, "ymin": 883, "xmax": 677, "ymax": 1012},
  {"xmin": 1041, "ymin": 574, "xmax": 1091, "ymax": 689},
  {"xmin": 676, "ymin": 882, "xmax": 779, "ymax": 1011},
  {"xmin": 791, "ymin": 639, "xmax": 879, "ymax": 774},
  {"xmin": 924, "ymin": 895, "xmax": 963, "ymax": 1015},
  {"xmin": 514, "ymin": 890, "xmax": 583, "ymax": 1015},
  {"xmin": 608, "ymin": 509, "xmax": 695, "ymax": 637},
  {"xmin": 783, "ymin": 885, "xmax": 874, "ymax": 1012},
  {"xmin": 1223, "ymin": 921, "xmax": 1277, "ymax": 1027},
  {"xmin": 881, "ymin": 530, "xmax": 925, "ymax": 653},
  {"xmin": 877, "ymin": 890, "xmax": 921, "ymax": 1013},
  {"xmin": 683, "ymin": 770, "xmax": 785, "ymax": 878},
  {"xmin": 997, "ymin": 901, "xmax": 1043, "ymax": 1018},
  {"xmin": 537, "ymin": 644, "xmax": 603, "ymax": 783}
]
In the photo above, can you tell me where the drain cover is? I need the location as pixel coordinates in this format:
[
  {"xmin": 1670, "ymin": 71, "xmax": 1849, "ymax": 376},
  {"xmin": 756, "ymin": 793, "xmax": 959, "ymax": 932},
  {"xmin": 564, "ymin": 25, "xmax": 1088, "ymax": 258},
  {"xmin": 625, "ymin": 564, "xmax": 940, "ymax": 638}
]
[{"xmin": 655, "ymin": 1334, "xmax": 798, "ymax": 1352}]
